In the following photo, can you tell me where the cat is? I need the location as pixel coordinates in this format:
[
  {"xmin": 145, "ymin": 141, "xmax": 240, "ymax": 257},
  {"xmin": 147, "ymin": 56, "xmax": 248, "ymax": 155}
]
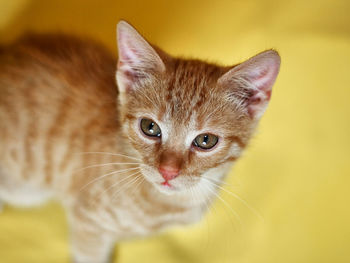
[{"xmin": 0, "ymin": 21, "xmax": 280, "ymax": 263}]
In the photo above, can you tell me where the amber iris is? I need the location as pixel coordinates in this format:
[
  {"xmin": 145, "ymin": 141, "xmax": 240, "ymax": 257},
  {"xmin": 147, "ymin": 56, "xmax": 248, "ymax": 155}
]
[
  {"xmin": 140, "ymin": 118, "xmax": 161, "ymax": 137},
  {"xmin": 193, "ymin": 134, "xmax": 218, "ymax": 150}
]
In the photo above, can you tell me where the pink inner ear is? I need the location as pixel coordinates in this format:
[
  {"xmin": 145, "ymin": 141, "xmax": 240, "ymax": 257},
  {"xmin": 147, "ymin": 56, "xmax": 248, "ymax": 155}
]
[
  {"xmin": 118, "ymin": 35, "xmax": 140, "ymax": 65},
  {"xmin": 243, "ymin": 55, "xmax": 280, "ymax": 118},
  {"xmin": 117, "ymin": 21, "xmax": 167, "ymax": 94},
  {"xmin": 218, "ymin": 50, "xmax": 280, "ymax": 119},
  {"xmin": 117, "ymin": 24, "xmax": 146, "ymax": 64},
  {"xmin": 251, "ymin": 62, "xmax": 279, "ymax": 92},
  {"xmin": 117, "ymin": 33, "xmax": 147, "ymax": 93}
]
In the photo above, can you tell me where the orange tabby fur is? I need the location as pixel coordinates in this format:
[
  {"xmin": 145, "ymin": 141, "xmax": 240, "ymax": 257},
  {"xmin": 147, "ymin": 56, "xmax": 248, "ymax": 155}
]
[{"xmin": 0, "ymin": 21, "xmax": 280, "ymax": 263}]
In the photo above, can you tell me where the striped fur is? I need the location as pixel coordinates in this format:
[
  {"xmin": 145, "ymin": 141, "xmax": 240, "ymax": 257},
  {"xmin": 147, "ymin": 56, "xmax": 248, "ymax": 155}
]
[{"xmin": 0, "ymin": 22, "xmax": 280, "ymax": 263}]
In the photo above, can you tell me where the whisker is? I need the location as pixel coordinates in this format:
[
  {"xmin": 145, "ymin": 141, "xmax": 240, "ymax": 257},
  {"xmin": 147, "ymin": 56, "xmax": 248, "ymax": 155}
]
[
  {"xmin": 129, "ymin": 175, "xmax": 145, "ymax": 198},
  {"xmin": 111, "ymin": 174, "xmax": 143, "ymax": 200},
  {"xmin": 203, "ymin": 176, "xmax": 232, "ymax": 187},
  {"xmin": 188, "ymin": 176, "xmax": 210, "ymax": 206},
  {"xmin": 202, "ymin": 177, "xmax": 263, "ymax": 221},
  {"xmin": 79, "ymin": 167, "xmax": 140, "ymax": 192},
  {"xmin": 75, "ymin": 162, "xmax": 142, "ymax": 172},
  {"xmin": 188, "ymin": 179, "xmax": 211, "ymax": 250},
  {"xmin": 199, "ymin": 178, "xmax": 239, "ymax": 252},
  {"xmin": 97, "ymin": 170, "xmax": 142, "ymax": 200},
  {"xmin": 113, "ymin": 174, "xmax": 143, "ymax": 200},
  {"xmin": 75, "ymin": 151, "xmax": 142, "ymax": 162},
  {"xmin": 200, "ymin": 183, "xmax": 222, "ymax": 229},
  {"xmin": 202, "ymin": 183, "xmax": 242, "ymax": 226}
]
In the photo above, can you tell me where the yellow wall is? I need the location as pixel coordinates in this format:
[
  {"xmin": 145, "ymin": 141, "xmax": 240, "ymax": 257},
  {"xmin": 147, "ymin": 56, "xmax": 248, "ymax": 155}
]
[{"xmin": 0, "ymin": 0, "xmax": 349, "ymax": 262}]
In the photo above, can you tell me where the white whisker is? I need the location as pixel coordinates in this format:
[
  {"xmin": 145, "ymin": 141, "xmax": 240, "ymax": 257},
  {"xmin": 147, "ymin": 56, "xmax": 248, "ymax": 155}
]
[
  {"xmin": 111, "ymin": 174, "xmax": 143, "ymax": 200},
  {"xmin": 202, "ymin": 177, "xmax": 263, "ymax": 221},
  {"xmin": 202, "ymin": 183, "xmax": 242, "ymax": 226},
  {"xmin": 97, "ymin": 170, "xmax": 142, "ymax": 200},
  {"xmin": 75, "ymin": 151, "xmax": 142, "ymax": 162},
  {"xmin": 203, "ymin": 176, "xmax": 232, "ymax": 187},
  {"xmin": 79, "ymin": 167, "xmax": 140, "ymax": 192},
  {"xmin": 75, "ymin": 162, "xmax": 142, "ymax": 172},
  {"xmin": 188, "ymin": 178, "xmax": 211, "ymax": 250},
  {"xmin": 129, "ymin": 175, "xmax": 145, "ymax": 197}
]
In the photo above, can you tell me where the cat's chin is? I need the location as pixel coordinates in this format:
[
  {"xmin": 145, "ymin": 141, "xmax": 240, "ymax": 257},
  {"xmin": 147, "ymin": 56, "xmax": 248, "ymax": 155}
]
[
  {"xmin": 140, "ymin": 166, "xmax": 198, "ymax": 195},
  {"xmin": 152, "ymin": 181, "xmax": 181, "ymax": 195}
]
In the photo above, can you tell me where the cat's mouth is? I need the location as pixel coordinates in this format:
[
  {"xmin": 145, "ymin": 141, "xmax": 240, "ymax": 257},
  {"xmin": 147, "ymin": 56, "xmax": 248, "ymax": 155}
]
[
  {"xmin": 140, "ymin": 165, "xmax": 182, "ymax": 193},
  {"xmin": 161, "ymin": 180, "xmax": 172, "ymax": 188},
  {"xmin": 155, "ymin": 180, "xmax": 179, "ymax": 194},
  {"xmin": 159, "ymin": 180, "xmax": 180, "ymax": 191},
  {"xmin": 140, "ymin": 165, "xmax": 202, "ymax": 195}
]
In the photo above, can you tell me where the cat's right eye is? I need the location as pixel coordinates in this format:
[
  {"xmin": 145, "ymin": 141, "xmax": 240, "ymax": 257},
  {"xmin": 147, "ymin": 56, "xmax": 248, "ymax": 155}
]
[
  {"xmin": 192, "ymin": 133, "xmax": 218, "ymax": 150},
  {"xmin": 140, "ymin": 118, "xmax": 161, "ymax": 138}
]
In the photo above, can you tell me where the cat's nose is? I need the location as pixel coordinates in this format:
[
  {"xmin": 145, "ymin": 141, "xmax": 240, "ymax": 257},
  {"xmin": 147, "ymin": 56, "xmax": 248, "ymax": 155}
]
[{"xmin": 158, "ymin": 166, "xmax": 179, "ymax": 181}]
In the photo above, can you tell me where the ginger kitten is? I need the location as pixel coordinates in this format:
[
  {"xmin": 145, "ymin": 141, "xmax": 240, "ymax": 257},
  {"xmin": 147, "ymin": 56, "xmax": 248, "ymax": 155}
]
[{"xmin": 0, "ymin": 21, "xmax": 280, "ymax": 263}]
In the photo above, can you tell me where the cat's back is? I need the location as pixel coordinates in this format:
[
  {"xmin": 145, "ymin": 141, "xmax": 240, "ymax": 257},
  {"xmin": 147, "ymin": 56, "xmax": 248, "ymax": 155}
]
[
  {"xmin": 0, "ymin": 33, "xmax": 119, "ymax": 134},
  {"xmin": 0, "ymin": 34, "xmax": 120, "ymax": 195},
  {"xmin": 0, "ymin": 33, "xmax": 118, "ymax": 104}
]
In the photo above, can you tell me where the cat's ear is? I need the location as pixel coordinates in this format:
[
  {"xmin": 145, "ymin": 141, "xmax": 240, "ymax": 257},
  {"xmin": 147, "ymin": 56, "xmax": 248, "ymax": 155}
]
[
  {"xmin": 116, "ymin": 21, "xmax": 165, "ymax": 93},
  {"xmin": 218, "ymin": 50, "xmax": 280, "ymax": 120}
]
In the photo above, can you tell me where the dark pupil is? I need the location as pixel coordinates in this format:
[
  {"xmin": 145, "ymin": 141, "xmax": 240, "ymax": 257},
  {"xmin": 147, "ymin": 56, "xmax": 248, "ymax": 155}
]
[
  {"xmin": 148, "ymin": 122, "xmax": 155, "ymax": 134},
  {"xmin": 202, "ymin": 135, "xmax": 209, "ymax": 145}
]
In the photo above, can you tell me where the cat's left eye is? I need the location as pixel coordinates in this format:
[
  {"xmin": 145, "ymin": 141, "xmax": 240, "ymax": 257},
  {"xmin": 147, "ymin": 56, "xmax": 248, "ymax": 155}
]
[
  {"xmin": 192, "ymin": 134, "xmax": 218, "ymax": 150},
  {"xmin": 140, "ymin": 118, "xmax": 161, "ymax": 138}
]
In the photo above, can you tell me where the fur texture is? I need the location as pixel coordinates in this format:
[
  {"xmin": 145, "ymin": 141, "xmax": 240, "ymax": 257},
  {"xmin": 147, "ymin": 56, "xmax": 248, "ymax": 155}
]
[{"xmin": 0, "ymin": 21, "xmax": 280, "ymax": 263}]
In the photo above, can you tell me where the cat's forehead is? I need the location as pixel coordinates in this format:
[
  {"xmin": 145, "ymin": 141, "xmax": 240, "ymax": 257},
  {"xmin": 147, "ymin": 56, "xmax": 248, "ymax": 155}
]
[
  {"xmin": 160, "ymin": 59, "xmax": 227, "ymax": 123},
  {"xmin": 130, "ymin": 58, "xmax": 246, "ymax": 134},
  {"xmin": 167, "ymin": 59, "xmax": 224, "ymax": 92}
]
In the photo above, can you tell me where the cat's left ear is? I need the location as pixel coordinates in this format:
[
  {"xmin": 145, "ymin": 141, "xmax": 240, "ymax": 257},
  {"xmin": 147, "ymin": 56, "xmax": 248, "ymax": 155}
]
[
  {"xmin": 116, "ymin": 21, "xmax": 165, "ymax": 94},
  {"xmin": 218, "ymin": 50, "xmax": 280, "ymax": 120}
]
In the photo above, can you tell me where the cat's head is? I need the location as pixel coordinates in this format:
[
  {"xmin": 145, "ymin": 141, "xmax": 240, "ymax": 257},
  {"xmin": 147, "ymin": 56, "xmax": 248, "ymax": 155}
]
[{"xmin": 115, "ymin": 21, "xmax": 280, "ymax": 196}]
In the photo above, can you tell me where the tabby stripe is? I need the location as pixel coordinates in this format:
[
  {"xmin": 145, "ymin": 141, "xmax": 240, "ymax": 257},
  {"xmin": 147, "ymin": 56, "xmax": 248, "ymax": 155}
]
[
  {"xmin": 44, "ymin": 96, "xmax": 70, "ymax": 184},
  {"xmin": 59, "ymin": 130, "xmax": 79, "ymax": 173},
  {"xmin": 23, "ymin": 83, "xmax": 38, "ymax": 178}
]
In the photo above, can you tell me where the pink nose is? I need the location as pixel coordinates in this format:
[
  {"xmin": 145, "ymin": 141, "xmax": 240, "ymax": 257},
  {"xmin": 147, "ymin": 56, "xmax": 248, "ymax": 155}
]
[{"xmin": 158, "ymin": 166, "xmax": 179, "ymax": 181}]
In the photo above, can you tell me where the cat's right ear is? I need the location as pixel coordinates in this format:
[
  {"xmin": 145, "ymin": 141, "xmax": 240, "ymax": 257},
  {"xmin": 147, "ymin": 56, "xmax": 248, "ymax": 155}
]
[
  {"xmin": 218, "ymin": 50, "xmax": 280, "ymax": 121},
  {"xmin": 116, "ymin": 21, "xmax": 165, "ymax": 94}
]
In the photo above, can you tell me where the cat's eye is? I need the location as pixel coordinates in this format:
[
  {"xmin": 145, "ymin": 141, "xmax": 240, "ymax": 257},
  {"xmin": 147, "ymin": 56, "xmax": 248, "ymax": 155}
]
[
  {"xmin": 192, "ymin": 134, "xmax": 218, "ymax": 150},
  {"xmin": 140, "ymin": 118, "xmax": 161, "ymax": 138}
]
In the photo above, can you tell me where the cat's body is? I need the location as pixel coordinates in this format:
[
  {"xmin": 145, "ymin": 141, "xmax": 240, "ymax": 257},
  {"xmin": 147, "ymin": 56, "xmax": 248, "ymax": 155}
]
[
  {"xmin": 0, "ymin": 22, "xmax": 280, "ymax": 263},
  {"xmin": 0, "ymin": 33, "xmax": 208, "ymax": 261}
]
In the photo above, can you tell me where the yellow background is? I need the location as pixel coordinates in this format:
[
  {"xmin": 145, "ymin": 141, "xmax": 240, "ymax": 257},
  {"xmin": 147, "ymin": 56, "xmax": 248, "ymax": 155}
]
[{"xmin": 0, "ymin": 0, "xmax": 350, "ymax": 262}]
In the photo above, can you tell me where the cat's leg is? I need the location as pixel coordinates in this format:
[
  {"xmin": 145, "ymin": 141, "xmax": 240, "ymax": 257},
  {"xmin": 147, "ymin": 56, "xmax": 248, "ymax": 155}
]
[
  {"xmin": 0, "ymin": 167, "xmax": 4, "ymax": 212},
  {"xmin": 68, "ymin": 209, "xmax": 116, "ymax": 263},
  {"xmin": 70, "ymin": 227, "xmax": 116, "ymax": 263}
]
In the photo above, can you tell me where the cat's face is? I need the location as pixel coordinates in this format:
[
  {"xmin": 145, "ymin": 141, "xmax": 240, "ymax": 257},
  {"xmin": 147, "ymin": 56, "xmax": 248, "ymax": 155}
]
[
  {"xmin": 120, "ymin": 60, "xmax": 251, "ymax": 195},
  {"xmin": 116, "ymin": 21, "xmax": 280, "ymax": 196}
]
